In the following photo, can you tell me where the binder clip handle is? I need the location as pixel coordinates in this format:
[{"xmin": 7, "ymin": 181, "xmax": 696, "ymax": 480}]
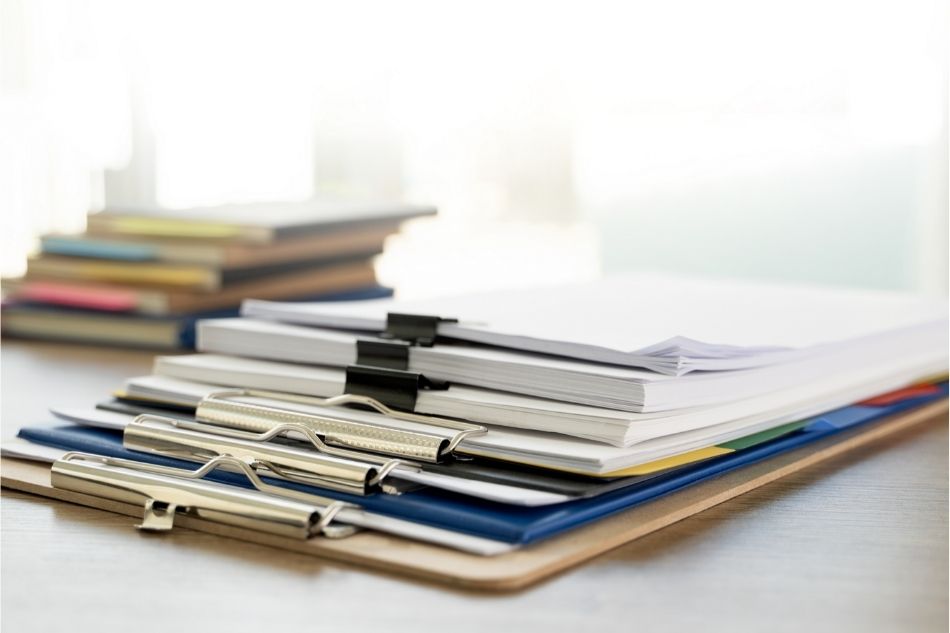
[
  {"xmin": 57, "ymin": 452, "xmax": 360, "ymax": 539},
  {"xmin": 344, "ymin": 365, "xmax": 448, "ymax": 413},
  {"xmin": 382, "ymin": 313, "xmax": 457, "ymax": 347}
]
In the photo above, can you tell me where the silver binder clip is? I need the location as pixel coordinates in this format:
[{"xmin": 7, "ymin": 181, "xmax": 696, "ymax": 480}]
[
  {"xmin": 123, "ymin": 414, "xmax": 416, "ymax": 496},
  {"xmin": 194, "ymin": 389, "xmax": 487, "ymax": 463},
  {"xmin": 51, "ymin": 452, "xmax": 360, "ymax": 539}
]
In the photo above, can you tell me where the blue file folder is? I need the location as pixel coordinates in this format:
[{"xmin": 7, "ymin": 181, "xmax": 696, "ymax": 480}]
[{"xmin": 18, "ymin": 382, "xmax": 947, "ymax": 545}]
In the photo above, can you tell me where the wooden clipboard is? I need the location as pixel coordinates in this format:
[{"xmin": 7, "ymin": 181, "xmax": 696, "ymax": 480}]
[{"xmin": 2, "ymin": 399, "xmax": 946, "ymax": 591}]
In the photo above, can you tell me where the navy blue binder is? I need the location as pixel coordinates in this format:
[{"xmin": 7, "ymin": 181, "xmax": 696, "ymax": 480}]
[{"xmin": 18, "ymin": 382, "xmax": 947, "ymax": 545}]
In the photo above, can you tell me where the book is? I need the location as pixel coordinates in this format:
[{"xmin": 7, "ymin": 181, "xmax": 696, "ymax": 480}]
[
  {"xmin": 8, "ymin": 260, "xmax": 378, "ymax": 314},
  {"xmin": 4, "ymin": 198, "xmax": 431, "ymax": 348},
  {"xmin": 40, "ymin": 221, "xmax": 401, "ymax": 267},
  {"xmin": 22, "ymin": 251, "xmax": 380, "ymax": 292},
  {"xmin": 86, "ymin": 199, "xmax": 436, "ymax": 243},
  {"xmin": 0, "ymin": 286, "xmax": 393, "ymax": 349}
]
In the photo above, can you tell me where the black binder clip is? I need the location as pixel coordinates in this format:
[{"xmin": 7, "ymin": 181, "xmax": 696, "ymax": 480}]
[
  {"xmin": 355, "ymin": 339, "xmax": 411, "ymax": 370},
  {"xmin": 381, "ymin": 313, "xmax": 457, "ymax": 347},
  {"xmin": 344, "ymin": 365, "xmax": 449, "ymax": 412}
]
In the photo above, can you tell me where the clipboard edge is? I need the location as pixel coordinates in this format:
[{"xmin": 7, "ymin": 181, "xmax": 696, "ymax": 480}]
[{"xmin": 3, "ymin": 398, "xmax": 947, "ymax": 592}]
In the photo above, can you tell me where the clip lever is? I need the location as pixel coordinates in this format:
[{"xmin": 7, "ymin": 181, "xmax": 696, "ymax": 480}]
[
  {"xmin": 124, "ymin": 414, "xmax": 417, "ymax": 496},
  {"xmin": 51, "ymin": 452, "xmax": 360, "ymax": 540},
  {"xmin": 194, "ymin": 389, "xmax": 486, "ymax": 463},
  {"xmin": 344, "ymin": 365, "xmax": 448, "ymax": 412},
  {"xmin": 355, "ymin": 339, "xmax": 411, "ymax": 370},
  {"xmin": 381, "ymin": 312, "xmax": 457, "ymax": 347}
]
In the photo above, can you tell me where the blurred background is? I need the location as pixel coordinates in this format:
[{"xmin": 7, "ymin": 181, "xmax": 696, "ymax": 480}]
[{"xmin": 2, "ymin": 0, "xmax": 947, "ymax": 299}]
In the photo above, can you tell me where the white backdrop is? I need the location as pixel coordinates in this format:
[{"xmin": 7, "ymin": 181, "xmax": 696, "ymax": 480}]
[{"xmin": 2, "ymin": 0, "xmax": 946, "ymax": 297}]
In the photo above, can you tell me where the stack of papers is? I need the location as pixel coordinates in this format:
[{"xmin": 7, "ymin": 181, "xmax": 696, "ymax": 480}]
[
  {"xmin": 240, "ymin": 274, "xmax": 946, "ymax": 374},
  {"xmin": 198, "ymin": 313, "xmax": 944, "ymax": 414},
  {"xmin": 4, "ymin": 273, "xmax": 947, "ymax": 558}
]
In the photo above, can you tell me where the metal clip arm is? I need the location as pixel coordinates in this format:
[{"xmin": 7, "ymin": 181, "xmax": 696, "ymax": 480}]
[
  {"xmin": 195, "ymin": 389, "xmax": 486, "ymax": 463},
  {"xmin": 125, "ymin": 415, "xmax": 416, "ymax": 496},
  {"xmin": 51, "ymin": 452, "xmax": 359, "ymax": 539}
]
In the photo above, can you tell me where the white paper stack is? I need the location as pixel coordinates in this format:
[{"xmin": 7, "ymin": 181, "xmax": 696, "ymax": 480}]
[
  {"xmin": 108, "ymin": 273, "xmax": 947, "ymax": 472},
  {"xmin": 239, "ymin": 273, "xmax": 947, "ymax": 375},
  {"xmin": 197, "ymin": 314, "xmax": 945, "ymax": 413}
]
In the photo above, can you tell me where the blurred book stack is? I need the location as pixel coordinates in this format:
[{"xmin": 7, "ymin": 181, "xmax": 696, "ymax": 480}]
[{"xmin": 1, "ymin": 200, "xmax": 434, "ymax": 349}]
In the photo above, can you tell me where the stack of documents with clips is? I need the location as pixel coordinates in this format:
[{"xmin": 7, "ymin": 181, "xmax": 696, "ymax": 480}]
[{"xmin": 4, "ymin": 273, "xmax": 948, "ymax": 579}]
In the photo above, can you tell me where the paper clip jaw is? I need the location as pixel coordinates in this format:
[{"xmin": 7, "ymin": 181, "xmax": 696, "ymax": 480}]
[
  {"xmin": 123, "ymin": 414, "xmax": 415, "ymax": 496},
  {"xmin": 51, "ymin": 452, "xmax": 360, "ymax": 540},
  {"xmin": 195, "ymin": 389, "xmax": 487, "ymax": 463}
]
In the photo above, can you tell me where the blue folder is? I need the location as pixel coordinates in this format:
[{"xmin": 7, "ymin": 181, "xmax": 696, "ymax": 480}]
[{"xmin": 17, "ymin": 382, "xmax": 947, "ymax": 545}]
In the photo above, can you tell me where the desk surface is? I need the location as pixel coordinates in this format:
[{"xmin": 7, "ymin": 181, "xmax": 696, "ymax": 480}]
[{"xmin": 1, "ymin": 341, "xmax": 947, "ymax": 632}]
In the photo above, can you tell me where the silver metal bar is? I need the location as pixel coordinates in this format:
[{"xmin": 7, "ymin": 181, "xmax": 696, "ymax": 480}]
[
  {"xmin": 195, "ymin": 389, "xmax": 486, "ymax": 462},
  {"xmin": 51, "ymin": 452, "xmax": 359, "ymax": 539},
  {"xmin": 123, "ymin": 414, "xmax": 416, "ymax": 495}
]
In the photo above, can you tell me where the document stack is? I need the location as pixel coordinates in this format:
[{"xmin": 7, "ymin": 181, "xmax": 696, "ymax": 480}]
[
  {"xmin": 3, "ymin": 274, "xmax": 947, "ymax": 588},
  {"xmin": 0, "ymin": 200, "xmax": 433, "ymax": 348}
]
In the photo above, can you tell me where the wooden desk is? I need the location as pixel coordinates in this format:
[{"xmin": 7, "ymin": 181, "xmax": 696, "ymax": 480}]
[{"xmin": 2, "ymin": 341, "xmax": 947, "ymax": 632}]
